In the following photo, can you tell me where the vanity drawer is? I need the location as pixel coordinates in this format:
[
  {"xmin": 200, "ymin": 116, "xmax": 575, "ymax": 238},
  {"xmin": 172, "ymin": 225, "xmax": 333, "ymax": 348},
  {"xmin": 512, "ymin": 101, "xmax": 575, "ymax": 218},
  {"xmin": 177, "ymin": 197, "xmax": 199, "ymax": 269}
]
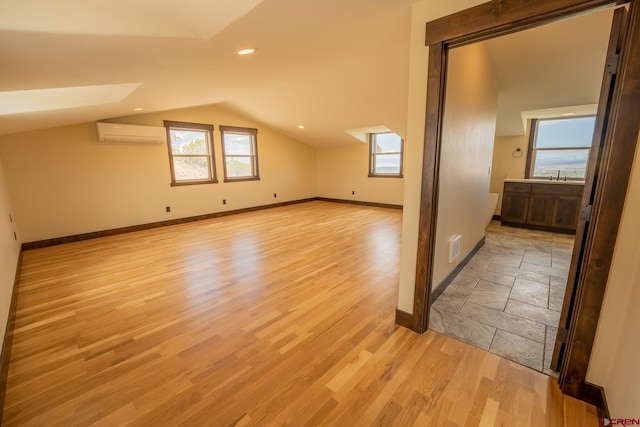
[
  {"xmin": 503, "ymin": 182, "xmax": 531, "ymax": 193},
  {"xmin": 531, "ymin": 183, "xmax": 584, "ymax": 196}
]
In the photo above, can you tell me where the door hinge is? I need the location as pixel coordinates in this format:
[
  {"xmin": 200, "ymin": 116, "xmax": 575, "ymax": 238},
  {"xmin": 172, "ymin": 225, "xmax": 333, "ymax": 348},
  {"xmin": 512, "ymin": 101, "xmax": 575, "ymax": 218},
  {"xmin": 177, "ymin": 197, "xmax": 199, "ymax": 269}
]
[
  {"xmin": 606, "ymin": 54, "xmax": 620, "ymax": 74},
  {"xmin": 557, "ymin": 327, "xmax": 568, "ymax": 343},
  {"xmin": 580, "ymin": 205, "xmax": 593, "ymax": 221}
]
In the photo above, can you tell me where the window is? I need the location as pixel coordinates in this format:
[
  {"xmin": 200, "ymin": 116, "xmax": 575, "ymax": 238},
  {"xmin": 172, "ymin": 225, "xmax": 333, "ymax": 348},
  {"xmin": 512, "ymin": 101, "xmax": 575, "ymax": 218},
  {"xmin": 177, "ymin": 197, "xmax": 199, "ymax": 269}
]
[
  {"xmin": 164, "ymin": 121, "xmax": 216, "ymax": 186},
  {"xmin": 220, "ymin": 126, "xmax": 259, "ymax": 181},
  {"xmin": 369, "ymin": 132, "xmax": 404, "ymax": 177},
  {"xmin": 526, "ymin": 117, "xmax": 595, "ymax": 180}
]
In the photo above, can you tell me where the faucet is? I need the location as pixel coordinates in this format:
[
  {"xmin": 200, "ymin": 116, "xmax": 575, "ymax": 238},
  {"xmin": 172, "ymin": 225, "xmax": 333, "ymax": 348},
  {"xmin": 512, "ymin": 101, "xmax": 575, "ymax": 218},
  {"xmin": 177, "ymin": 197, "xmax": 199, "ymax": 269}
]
[{"xmin": 557, "ymin": 170, "xmax": 561, "ymax": 181}]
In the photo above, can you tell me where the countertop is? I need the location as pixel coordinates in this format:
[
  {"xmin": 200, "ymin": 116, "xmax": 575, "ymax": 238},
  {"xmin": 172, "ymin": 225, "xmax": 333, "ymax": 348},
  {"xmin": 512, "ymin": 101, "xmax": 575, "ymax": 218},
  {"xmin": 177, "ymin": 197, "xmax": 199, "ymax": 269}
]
[{"xmin": 504, "ymin": 179, "xmax": 585, "ymax": 186}]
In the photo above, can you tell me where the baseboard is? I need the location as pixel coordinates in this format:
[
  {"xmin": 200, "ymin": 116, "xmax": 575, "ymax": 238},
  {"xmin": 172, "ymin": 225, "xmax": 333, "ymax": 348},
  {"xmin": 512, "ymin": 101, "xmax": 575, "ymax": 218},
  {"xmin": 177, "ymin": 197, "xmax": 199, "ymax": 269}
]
[
  {"xmin": 395, "ymin": 309, "xmax": 413, "ymax": 329},
  {"xmin": 582, "ymin": 382, "xmax": 609, "ymax": 420},
  {"xmin": 23, "ymin": 198, "xmax": 404, "ymax": 250},
  {"xmin": 499, "ymin": 221, "xmax": 575, "ymax": 235},
  {"xmin": 431, "ymin": 237, "xmax": 485, "ymax": 303},
  {"xmin": 0, "ymin": 251, "xmax": 23, "ymax": 420},
  {"xmin": 315, "ymin": 197, "xmax": 403, "ymax": 210},
  {"xmin": 22, "ymin": 198, "xmax": 319, "ymax": 250}
]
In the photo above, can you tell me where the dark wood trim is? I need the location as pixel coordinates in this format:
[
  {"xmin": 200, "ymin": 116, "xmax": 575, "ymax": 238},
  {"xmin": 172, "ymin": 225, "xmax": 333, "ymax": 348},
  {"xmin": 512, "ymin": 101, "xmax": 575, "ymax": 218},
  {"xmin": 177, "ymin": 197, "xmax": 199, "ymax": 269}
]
[
  {"xmin": 163, "ymin": 120, "xmax": 217, "ymax": 186},
  {"xmin": 415, "ymin": 0, "xmax": 640, "ymax": 409},
  {"xmin": 368, "ymin": 133, "xmax": 405, "ymax": 178},
  {"xmin": 412, "ymin": 40, "xmax": 447, "ymax": 333},
  {"xmin": 491, "ymin": 214, "xmax": 501, "ymax": 221},
  {"xmin": 223, "ymin": 177, "xmax": 261, "ymax": 183},
  {"xmin": 425, "ymin": 0, "xmax": 625, "ymax": 46},
  {"xmin": 552, "ymin": 8, "xmax": 627, "ymax": 374},
  {"xmin": 219, "ymin": 125, "xmax": 260, "ymax": 182},
  {"xmin": 394, "ymin": 309, "xmax": 413, "ymax": 329},
  {"xmin": 315, "ymin": 197, "xmax": 403, "ymax": 210},
  {"xmin": 559, "ymin": 0, "xmax": 640, "ymax": 402},
  {"xmin": 526, "ymin": 116, "xmax": 595, "ymax": 180},
  {"xmin": 431, "ymin": 237, "xmax": 485, "ymax": 302},
  {"xmin": 500, "ymin": 221, "xmax": 577, "ymax": 235},
  {"xmin": 22, "ymin": 198, "xmax": 318, "ymax": 250},
  {"xmin": 218, "ymin": 125, "xmax": 258, "ymax": 135},
  {"xmin": 582, "ymin": 382, "xmax": 609, "ymax": 418},
  {"xmin": 0, "ymin": 251, "xmax": 23, "ymax": 420},
  {"xmin": 524, "ymin": 118, "xmax": 538, "ymax": 179},
  {"xmin": 170, "ymin": 179, "xmax": 219, "ymax": 187},
  {"xmin": 21, "ymin": 198, "xmax": 403, "ymax": 250}
]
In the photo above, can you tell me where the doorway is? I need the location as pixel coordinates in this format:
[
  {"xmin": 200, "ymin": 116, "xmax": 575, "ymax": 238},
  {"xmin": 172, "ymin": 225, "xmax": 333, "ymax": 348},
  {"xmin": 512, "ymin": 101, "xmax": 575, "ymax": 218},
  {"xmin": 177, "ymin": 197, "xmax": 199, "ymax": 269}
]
[
  {"xmin": 406, "ymin": 0, "xmax": 640, "ymax": 408},
  {"xmin": 429, "ymin": 9, "xmax": 611, "ymax": 374}
]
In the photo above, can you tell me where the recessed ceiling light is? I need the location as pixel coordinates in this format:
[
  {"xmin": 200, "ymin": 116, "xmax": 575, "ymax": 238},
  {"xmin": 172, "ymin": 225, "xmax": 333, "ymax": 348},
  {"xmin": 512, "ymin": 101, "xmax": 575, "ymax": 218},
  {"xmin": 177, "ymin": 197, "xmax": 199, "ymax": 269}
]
[
  {"xmin": 562, "ymin": 112, "xmax": 575, "ymax": 116},
  {"xmin": 133, "ymin": 107, "xmax": 144, "ymax": 111},
  {"xmin": 237, "ymin": 48, "xmax": 256, "ymax": 55},
  {"xmin": 298, "ymin": 125, "xmax": 305, "ymax": 129}
]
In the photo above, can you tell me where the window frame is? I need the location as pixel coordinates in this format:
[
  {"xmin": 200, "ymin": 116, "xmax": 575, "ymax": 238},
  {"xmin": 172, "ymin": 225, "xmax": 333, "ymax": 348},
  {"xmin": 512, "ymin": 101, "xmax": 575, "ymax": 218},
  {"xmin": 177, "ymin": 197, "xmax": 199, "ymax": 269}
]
[
  {"xmin": 368, "ymin": 132, "xmax": 404, "ymax": 178},
  {"xmin": 525, "ymin": 116, "xmax": 594, "ymax": 181},
  {"xmin": 164, "ymin": 120, "xmax": 217, "ymax": 186},
  {"xmin": 220, "ymin": 125, "xmax": 260, "ymax": 182}
]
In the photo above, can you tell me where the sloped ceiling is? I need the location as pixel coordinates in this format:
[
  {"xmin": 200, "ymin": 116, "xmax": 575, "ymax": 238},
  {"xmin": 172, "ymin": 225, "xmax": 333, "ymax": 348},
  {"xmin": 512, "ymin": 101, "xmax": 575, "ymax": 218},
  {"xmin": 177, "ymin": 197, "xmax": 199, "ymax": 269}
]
[
  {"xmin": 0, "ymin": 0, "xmax": 617, "ymax": 145},
  {"xmin": 0, "ymin": 0, "xmax": 413, "ymax": 147},
  {"xmin": 485, "ymin": 7, "xmax": 614, "ymax": 136}
]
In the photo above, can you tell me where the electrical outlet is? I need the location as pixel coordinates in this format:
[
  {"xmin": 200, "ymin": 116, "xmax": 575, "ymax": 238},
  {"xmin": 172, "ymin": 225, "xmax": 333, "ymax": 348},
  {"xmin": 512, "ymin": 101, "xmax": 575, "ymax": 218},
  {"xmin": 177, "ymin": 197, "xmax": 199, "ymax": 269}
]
[
  {"xmin": 166, "ymin": 206, "xmax": 171, "ymax": 213},
  {"xmin": 223, "ymin": 199, "xmax": 226, "ymax": 205}
]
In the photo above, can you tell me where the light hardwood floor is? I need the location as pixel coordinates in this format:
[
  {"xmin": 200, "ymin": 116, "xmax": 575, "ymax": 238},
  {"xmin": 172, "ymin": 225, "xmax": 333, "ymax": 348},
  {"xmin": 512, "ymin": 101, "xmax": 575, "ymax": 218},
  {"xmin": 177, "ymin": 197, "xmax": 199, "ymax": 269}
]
[{"xmin": 2, "ymin": 201, "xmax": 598, "ymax": 426}]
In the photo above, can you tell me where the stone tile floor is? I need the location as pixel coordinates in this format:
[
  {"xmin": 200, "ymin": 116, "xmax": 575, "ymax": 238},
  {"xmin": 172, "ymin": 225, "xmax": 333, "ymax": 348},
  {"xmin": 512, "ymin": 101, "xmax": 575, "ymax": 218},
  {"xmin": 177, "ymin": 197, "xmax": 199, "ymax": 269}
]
[{"xmin": 429, "ymin": 221, "xmax": 574, "ymax": 375}]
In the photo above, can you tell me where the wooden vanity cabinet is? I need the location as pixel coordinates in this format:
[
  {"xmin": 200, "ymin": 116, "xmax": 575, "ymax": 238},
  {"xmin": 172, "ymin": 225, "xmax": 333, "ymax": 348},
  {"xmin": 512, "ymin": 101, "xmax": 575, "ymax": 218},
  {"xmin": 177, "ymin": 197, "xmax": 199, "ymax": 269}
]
[
  {"xmin": 500, "ymin": 183, "xmax": 530, "ymax": 225},
  {"xmin": 501, "ymin": 182, "xmax": 583, "ymax": 233}
]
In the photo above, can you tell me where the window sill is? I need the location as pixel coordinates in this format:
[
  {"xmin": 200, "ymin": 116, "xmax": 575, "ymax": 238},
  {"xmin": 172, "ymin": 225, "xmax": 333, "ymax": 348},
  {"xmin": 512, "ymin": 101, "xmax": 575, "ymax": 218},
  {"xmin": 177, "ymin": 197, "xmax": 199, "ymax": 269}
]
[
  {"xmin": 368, "ymin": 174, "xmax": 403, "ymax": 178},
  {"xmin": 171, "ymin": 179, "xmax": 218, "ymax": 187},
  {"xmin": 223, "ymin": 177, "xmax": 260, "ymax": 183}
]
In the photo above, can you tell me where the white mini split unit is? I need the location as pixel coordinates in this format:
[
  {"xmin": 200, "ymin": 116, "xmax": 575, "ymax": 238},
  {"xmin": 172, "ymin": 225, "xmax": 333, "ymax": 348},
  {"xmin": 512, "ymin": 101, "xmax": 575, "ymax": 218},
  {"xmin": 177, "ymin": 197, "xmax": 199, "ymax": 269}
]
[{"xmin": 96, "ymin": 122, "xmax": 166, "ymax": 144}]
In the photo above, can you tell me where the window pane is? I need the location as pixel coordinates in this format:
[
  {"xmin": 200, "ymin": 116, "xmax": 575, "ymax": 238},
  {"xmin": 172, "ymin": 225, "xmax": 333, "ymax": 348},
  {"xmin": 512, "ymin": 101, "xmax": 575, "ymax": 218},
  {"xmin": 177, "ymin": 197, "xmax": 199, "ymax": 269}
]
[
  {"xmin": 173, "ymin": 156, "xmax": 210, "ymax": 180},
  {"xmin": 374, "ymin": 154, "xmax": 401, "ymax": 174},
  {"xmin": 536, "ymin": 117, "xmax": 595, "ymax": 149},
  {"xmin": 373, "ymin": 133, "xmax": 402, "ymax": 153},
  {"xmin": 225, "ymin": 156, "xmax": 253, "ymax": 178},
  {"xmin": 533, "ymin": 149, "xmax": 590, "ymax": 179},
  {"xmin": 170, "ymin": 129, "xmax": 208, "ymax": 154},
  {"xmin": 224, "ymin": 133, "xmax": 252, "ymax": 155}
]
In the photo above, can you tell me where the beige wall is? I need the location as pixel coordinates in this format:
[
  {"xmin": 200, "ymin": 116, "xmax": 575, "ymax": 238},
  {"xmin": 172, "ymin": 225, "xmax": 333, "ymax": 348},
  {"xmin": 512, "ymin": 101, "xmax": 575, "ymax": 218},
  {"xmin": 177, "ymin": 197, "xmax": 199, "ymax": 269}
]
[
  {"xmin": 432, "ymin": 43, "xmax": 498, "ymax": 288},
  {"xmin": 586, "ymin": 131, "xmax": 640, "ymax": 416},
  {"xmin": 0, "ymin": 156, "xmax": 21, "ymax": 349},
  {"xmin": 490, "ymin": 130, "xmax": 529, "ymax": 215},
  {"xmin": 0, "ymin": 104, "xmax": 317, "ymax": 242},
  {"xmin": 316, "ymin": 143, "xmax": 404, "ymax": 205},
  {"xmin": 397, "ymin": 0, "xmax": 488, "ymax": 312},
  {"xmin": 400, "ymin": 0, "xmax": 640, "ymax": 413}
]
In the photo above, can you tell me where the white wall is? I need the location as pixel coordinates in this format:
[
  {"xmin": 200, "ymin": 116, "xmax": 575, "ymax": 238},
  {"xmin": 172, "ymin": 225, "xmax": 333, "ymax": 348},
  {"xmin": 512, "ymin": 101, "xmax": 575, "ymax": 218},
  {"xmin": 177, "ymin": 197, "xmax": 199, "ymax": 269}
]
[
  {"xmin": 587, "ymin": 131, "xmax": 640, "ymax": 416},
  {"xmin": 432, "ymin": 42, "xmax": 498, "ymax": 288},
  {"xmin": 316, "ymin": 143, "xmax": 404, "ymax": 205},
  {"xmin": 0, "ymin": 156, "xmax": 21, "ymax": 349},
  {"xmin": 0, "ymin": 104, "xmax": 317, "ymax": 242},
  {"xmin": 490, "ymin": 131, "xmax": 529, "ymax": 215}
]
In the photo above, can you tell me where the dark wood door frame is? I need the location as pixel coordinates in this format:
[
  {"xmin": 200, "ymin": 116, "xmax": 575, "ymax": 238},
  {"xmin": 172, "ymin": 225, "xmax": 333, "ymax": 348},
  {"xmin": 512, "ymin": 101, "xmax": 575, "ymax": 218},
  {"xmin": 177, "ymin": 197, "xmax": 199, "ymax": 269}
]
[{"xmin": 403, "ymin": 0, "xmax": 640, "ymax": 407}]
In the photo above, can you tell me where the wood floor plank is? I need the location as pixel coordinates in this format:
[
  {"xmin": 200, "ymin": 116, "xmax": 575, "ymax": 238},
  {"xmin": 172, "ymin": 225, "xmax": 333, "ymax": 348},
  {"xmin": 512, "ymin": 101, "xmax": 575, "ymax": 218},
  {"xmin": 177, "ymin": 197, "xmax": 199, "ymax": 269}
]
[{"xmin": 1, "ymin": 201, "xmax": 598, "ymax": 426}]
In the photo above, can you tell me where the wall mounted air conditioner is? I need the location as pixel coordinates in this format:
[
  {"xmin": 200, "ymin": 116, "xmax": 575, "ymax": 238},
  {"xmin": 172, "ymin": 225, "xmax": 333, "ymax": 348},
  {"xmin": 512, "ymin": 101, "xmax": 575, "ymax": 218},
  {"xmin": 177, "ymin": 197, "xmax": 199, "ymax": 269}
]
[{"xmin": 96, "ymin": 122, "xmax": 166, "ymax": 144}]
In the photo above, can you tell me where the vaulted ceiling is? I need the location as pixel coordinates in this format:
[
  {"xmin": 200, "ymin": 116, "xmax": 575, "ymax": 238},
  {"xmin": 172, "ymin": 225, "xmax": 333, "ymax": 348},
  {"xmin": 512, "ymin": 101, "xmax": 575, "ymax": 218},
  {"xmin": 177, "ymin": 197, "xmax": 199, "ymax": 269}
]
[{"xmin": 0, "ymin": 0, "xmax": 616, "ymax": 146}]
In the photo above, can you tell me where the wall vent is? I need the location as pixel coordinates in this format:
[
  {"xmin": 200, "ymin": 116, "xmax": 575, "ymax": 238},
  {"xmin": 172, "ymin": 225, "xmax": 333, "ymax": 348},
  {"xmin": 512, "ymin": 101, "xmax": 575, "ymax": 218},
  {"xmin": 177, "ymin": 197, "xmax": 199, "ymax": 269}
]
[{"xmin": 448, "ymin": 235, "xmax": 462, "ymax": 263}]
